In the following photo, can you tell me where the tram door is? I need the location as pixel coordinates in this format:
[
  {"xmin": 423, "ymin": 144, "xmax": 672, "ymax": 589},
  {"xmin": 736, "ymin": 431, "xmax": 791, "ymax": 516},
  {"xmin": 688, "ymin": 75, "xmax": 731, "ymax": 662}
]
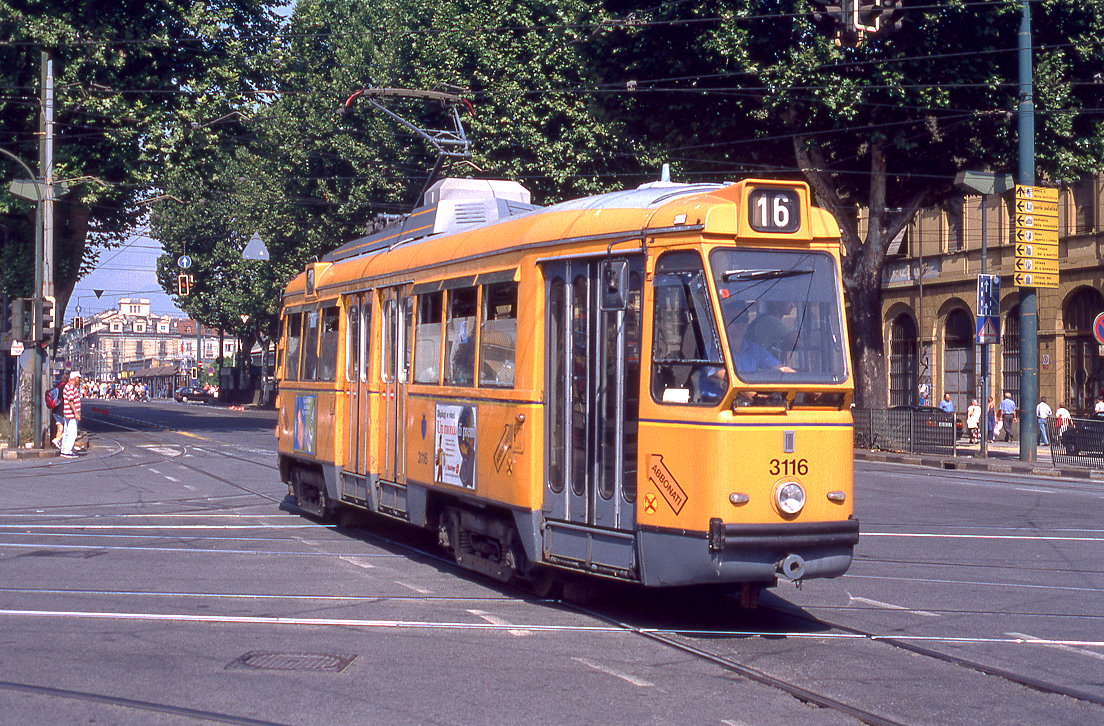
[
  {"xmin": 346, "ymin": 294, "xmax": 372, "ymax": 475},
  {"xmin": 381, "ymin": 288, "xmax": 413, "ymax": 483},
  {"xmin": 544, "ymin": 257, "xmax": 643, "ymax": 530}
]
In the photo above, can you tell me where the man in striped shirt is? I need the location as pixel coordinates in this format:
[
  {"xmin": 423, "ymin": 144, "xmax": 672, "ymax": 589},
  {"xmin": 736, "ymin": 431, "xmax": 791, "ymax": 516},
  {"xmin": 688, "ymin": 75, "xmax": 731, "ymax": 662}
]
[{"xmin": 59, "ymin": 370, "xmax": 82, "ymax": 459}]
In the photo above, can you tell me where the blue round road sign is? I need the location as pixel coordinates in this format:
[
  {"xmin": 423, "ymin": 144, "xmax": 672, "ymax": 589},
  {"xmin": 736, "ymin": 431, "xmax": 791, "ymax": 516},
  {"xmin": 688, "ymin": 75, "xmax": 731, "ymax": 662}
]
[
  {"xmin": 1093, "ymin": 313, "xmax": 1104, "ymax": 345},
  {"xmin": 177, "ymin": 255, "xmax": 192, "ymax": 270}
]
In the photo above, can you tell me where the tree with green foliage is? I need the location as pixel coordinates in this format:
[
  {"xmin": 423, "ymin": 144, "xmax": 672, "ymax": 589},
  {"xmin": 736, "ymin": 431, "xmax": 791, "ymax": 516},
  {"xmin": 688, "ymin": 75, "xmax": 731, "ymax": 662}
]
[
  {"xmin": 150, "ymin": 0, "xmax": 658, "ymax": 345},
  {"xmin": 587, "ymin": 0, "xmax": 1104, "ymax": 405},
  {"xmin": 0, "ymin": 0, "xmax": 279, "ymax": 330}
]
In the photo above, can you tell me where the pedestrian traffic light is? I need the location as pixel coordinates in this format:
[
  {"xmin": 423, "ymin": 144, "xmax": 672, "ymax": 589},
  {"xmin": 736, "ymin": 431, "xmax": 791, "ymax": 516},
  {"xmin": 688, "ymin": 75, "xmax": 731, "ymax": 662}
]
[
  {"xmin": 7, "ymin": 298, "xmax": 29, "ymax": 342},
  {"xmin": 177, "ymin": 273, "xmax": 191, "ymax": 296},
  {"xmin": 34, "ymin": 296, "xmax": 56, "ymax": 346}
]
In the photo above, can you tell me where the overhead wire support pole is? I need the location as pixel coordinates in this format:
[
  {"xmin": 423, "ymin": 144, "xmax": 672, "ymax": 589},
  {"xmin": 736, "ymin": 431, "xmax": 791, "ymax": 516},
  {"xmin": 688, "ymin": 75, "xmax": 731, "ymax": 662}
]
[
  {"xmin": 1017, "ymin": 0, "xmax": 1038, "ymax": 463},
  {"xmin": 32, "ymin": 50, "xmax": 55, "ymax": 449}
]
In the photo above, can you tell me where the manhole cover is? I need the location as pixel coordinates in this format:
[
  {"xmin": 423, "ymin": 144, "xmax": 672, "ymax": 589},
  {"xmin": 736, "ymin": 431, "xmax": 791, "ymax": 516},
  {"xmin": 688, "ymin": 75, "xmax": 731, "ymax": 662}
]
[{"xmin": 228, "ymin": 651, "xmax": 356, "ymax": 672}]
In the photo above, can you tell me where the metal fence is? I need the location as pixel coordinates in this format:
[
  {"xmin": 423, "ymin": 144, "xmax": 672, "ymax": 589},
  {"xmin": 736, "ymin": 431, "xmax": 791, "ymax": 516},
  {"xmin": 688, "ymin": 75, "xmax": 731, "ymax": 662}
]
[
  {"xmin": 853, "ymin": 408, "xmax": 958, "ymax": 456},
  {"xmin": 1047, "ymin": 416, "xmax": 1104, "ymax": 468}
]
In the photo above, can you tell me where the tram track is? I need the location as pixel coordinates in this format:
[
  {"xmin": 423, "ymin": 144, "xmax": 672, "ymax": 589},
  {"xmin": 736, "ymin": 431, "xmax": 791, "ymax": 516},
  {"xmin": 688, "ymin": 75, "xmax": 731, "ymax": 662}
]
[{"xmin": 765, "ymin": 600, "xmax": 1104, "ymax": 708}]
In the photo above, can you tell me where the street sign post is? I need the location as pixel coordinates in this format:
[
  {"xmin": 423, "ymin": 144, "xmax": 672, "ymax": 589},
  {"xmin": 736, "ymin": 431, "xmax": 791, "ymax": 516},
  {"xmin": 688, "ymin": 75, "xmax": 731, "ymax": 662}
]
[
  {"xmin": 1093, "ymin": 312, "xmax": 1104, "ymax": 346},
  {"xmin": 1013, "ymin": 185, "xmax": 1059, "ymax": 289},
  {"xmin": 976, "ymin": 274, "xmax": 1001, "ymax": 344}
]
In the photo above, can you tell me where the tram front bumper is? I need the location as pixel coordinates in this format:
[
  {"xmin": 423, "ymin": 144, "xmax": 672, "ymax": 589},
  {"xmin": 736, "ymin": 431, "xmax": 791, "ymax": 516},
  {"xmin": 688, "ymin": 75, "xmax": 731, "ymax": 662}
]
[{"xmin": 637, "ymin": 518, "xmax": 859, "ymax": 587}]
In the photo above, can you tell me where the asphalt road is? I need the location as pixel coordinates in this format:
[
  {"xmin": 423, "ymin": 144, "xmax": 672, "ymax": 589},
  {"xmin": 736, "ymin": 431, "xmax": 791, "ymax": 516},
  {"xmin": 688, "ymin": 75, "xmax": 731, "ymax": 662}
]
[{"xmin": 0, "ymin": 399, "xmax": 1101, "ymax": 725}]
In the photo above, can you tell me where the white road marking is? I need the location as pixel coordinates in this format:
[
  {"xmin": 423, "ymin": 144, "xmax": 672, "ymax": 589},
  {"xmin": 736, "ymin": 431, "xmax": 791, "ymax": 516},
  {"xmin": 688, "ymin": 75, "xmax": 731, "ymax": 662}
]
[
  {"xmin": 467, "ymin": 609, "xmax": 532, "ymax": 637},
  {"xmin": 1006, "ymin": 632, "xmax": 1104, "ymax": 662},
  {"xmin": 572, "ymin": 657, "xmax": 653, "ymax": 687},
  {"xmin": 848, "ymin": 595, "xmax": 939, "ymax": 617},
  {"xmin": 138, "ymin": 445, "xmax": 182, "ymax": 457},
  {"xmin": 395, "ymin": 581, "xmax": 433, "ymax": 595},
  {"xmin": 862, "ymin": 532, "xmax": 1104, "ymax": 542},
  {"xmin": 721, "ymin": 720, "xmax": 752, "ymax": 726},
  {"xmin": 337, "ymin": 555, "xmax": 375, "ymax": 570}
]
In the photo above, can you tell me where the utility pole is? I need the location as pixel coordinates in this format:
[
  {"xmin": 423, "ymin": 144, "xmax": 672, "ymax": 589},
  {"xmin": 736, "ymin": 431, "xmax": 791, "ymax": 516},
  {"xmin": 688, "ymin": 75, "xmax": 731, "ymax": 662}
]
[
  {"xmin": 31, "ymin": 51, "xmax": 56, "ymax": 449},
  {"xmin": 1017, "ymin": 0, "xmax": 1038, "ymax": 462}
]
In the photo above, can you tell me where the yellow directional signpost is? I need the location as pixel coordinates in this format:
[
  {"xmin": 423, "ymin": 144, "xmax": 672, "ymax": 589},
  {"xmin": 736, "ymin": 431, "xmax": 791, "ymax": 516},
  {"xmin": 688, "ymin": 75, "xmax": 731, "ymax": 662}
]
[{"xmin": 1013, "ymin": 185, "xmax": 1058, "ymax": 289}]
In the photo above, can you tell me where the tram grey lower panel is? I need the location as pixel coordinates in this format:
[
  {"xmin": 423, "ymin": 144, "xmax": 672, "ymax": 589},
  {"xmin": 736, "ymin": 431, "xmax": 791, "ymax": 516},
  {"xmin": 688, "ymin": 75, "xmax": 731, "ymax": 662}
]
[
  {"xmin": 543, "ymin": 520, "xmax": 637, "ymax": 577},
  {"xmin": 637, "ymin": 529, "xmax": 854, "ymax": 587}
]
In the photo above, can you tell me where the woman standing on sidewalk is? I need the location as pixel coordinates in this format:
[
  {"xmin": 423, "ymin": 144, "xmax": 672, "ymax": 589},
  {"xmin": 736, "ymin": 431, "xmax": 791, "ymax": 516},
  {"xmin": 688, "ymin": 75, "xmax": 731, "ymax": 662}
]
[{"xmin": 967, "ymin": 399, "xmax": 982, "ymax": 443}]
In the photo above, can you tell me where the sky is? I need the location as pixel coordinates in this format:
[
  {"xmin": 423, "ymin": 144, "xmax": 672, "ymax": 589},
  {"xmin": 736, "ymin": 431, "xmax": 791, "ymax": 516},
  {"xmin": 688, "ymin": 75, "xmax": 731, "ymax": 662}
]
[
  {"xmin": 68, "ymin": 226, "xmax": 183, "ymax": 322},
  {"xmin": 67, "ymin": 0, "xmax": 297, "ymax": 325}
]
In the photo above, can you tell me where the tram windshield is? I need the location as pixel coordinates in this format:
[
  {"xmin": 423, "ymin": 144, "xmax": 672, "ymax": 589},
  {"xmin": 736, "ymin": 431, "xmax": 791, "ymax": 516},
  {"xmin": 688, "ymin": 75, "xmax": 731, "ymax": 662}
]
[{"xmin": 710, "ymin": 249, "xmax": 847, "ymax": 385}]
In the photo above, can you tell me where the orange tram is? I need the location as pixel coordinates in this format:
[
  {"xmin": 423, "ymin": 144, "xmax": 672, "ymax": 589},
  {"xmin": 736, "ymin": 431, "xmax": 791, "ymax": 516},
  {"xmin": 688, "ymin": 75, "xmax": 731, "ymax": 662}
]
[{"xmin": 275, "ymin": 175, "xmax": 859, "ymax": 602}]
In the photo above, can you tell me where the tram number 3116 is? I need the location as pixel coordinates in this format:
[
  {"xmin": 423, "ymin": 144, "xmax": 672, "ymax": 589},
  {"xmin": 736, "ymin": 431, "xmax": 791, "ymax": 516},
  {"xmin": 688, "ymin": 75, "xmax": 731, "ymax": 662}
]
[
  {"xmin": 769, "ymin": 458, "xmax": 809, "ymax": 476},
  {"xmin": 749, "ymin": 188, "xmax": 800, "ymax": 234}
]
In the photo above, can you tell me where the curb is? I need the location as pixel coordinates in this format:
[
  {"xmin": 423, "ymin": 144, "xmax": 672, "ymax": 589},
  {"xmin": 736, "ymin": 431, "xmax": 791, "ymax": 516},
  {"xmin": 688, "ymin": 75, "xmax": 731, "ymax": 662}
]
[
  {"xmin": 854, "ymin": 448, "xmax": 1102, "ymax": 481},
  {"xmin": 0, "ymin": 447, "xmax": 59, "ymax": 461}
]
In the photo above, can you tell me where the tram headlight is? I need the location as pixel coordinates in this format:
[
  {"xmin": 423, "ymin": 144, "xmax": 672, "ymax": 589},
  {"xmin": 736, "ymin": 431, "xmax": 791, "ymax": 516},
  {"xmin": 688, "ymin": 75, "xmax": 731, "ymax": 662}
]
[{"xmin": 774, "ymin": 481, "xmax": 806, "ymax": 516}]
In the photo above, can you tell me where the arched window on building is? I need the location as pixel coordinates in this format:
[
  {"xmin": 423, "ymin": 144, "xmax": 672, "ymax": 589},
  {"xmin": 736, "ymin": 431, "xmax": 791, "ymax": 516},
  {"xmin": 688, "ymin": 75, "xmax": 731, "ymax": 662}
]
[
  {"xmin": 1002, "ymin": 305, "xmax": 1021, "ymax": 398},
  {"xmin": 1064, "ymin": 287, "xmax": 1104, "ymax": 413},
  {"xmin": 943, "ymin": 308, "xmax": 974, "ymax": 412},
  {"xmin": 889, "ymin": 313, "xmax": 918, "ymax": 406}
]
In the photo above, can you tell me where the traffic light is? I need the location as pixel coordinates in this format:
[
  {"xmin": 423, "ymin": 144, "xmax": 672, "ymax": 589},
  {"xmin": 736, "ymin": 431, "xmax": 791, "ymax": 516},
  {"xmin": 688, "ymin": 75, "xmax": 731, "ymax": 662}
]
[
  {"xmin": 33, "ymin": 296, "xmax": 55, "ymax": 346},
  {"xmin": 879, "ymin": 0, "xmax": 905, "ymax": 34},
  {"xmin": 72, "ymin": 315, "xmax": 84, "ymax": 329},
  {"xmin": 809, "ymin": 0, "xmax": 848, "ymax": 36},
  {"xmin": 177, "ymin": 273, "xmax": 191, "ymax": 296},
  {"xmin": 854, "ymin": 0, "xmax": 883, "ymax": 33},
  {"xmin": 189, "ymin": 366, "xmax": 199, "ymax": 380},
  {"xmin": 7, "ymin": 298, "xmax": 29, "ymax": 342}
]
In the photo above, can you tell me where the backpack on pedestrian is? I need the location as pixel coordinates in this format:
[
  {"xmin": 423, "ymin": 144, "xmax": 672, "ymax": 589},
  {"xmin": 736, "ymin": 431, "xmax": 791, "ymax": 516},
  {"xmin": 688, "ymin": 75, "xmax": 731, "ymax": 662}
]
[{"xmin": 44, "ymin": 384, "xmax": 61, "ymax": 411}]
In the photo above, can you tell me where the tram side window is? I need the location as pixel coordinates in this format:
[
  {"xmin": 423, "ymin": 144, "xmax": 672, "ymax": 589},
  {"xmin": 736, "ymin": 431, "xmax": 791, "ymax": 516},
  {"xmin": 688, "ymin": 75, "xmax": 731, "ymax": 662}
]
[
  {"xmin": 479, "ymin": 281, "xmax": 517, "ymax": 388},
  {"xmin": 285, "ymin": 312, "xmax": 302, "ymax": 381},
  {"xmin": 318, "ymin": 305, "xmax": 340, "ymax": 381},
  {"xmin": 415, "ymin": 291, "xmax": 442, "ymax": 384},
  {"xmin": 302, "ymin": 308, "xmax": 320, "ymax": 381},
  {"xmin": 651, "ymin": 252, "xmax": 726, "ymax": 404},
  {"xmin": 346, "ymin": 305, "xmax": 359, "ymax": 383},
  {"xmin": 445, "ymin": 287, "xmax": 478, "ymax": 386}
]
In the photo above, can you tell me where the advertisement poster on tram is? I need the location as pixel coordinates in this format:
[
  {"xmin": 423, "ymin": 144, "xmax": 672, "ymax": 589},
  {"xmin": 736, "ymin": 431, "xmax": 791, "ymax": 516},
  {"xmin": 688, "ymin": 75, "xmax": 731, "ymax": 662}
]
[
  {"xmin": 435, "ymin": 404, "xmax": 476, "ymax": 489},
  {"xmin": 293, "ymin": 395, "xmax": 316, "ymax": 454}
]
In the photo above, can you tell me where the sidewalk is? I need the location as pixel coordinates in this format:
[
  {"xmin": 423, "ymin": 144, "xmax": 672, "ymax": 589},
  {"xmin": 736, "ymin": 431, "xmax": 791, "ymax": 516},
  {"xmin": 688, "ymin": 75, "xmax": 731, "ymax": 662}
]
[{"xmin": 855, "ymin": 437, "xmax": 1104, "ymax": 481}]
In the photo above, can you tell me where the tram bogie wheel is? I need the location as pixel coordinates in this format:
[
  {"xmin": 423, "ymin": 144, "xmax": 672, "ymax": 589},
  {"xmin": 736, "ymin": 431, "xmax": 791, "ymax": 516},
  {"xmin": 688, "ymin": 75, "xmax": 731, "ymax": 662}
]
[{"xmin": 527, "ymin": 566, "xmax": 563, "ymax": 600}]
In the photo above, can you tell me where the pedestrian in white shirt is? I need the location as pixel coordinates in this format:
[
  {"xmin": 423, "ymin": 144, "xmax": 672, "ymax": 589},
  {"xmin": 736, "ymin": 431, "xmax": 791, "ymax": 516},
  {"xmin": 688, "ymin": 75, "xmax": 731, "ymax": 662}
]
[
  {"xmin": 1036, "ymin": 397, "xmax": 1053, "ymax": 446},
  {"xmin": 1054, "ymin": 404, "xmax": 1072, "ymax": 446}
]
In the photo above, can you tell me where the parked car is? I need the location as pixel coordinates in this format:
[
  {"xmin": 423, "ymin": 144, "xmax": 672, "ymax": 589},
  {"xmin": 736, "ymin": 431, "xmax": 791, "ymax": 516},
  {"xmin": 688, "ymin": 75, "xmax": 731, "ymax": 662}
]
[
  {"xmin": 889, "ymin": 405, "xmax": 965, "ymax": 439},
  {"xmin": 1060, "ymin": 412, "xmax": 1104, "ymax": 455},
  {"xmin": 174, "ymin": 385, "xmax": 212, "ymax": 403}
]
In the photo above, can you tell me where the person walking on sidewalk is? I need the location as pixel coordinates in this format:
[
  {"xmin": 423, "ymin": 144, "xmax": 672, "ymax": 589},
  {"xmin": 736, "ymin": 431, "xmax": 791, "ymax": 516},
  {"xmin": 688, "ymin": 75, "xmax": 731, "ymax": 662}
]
[
  {"xmin": 999, "ymin": 392, "xmax": 1017, "ymax": 442},
  {"xmin": 1036, "ymin": 397, "xmax": 1052, "ymax": 446},
  {"xmin": 986, "ymin": 396, "xmax": 997, "ymax": 443},
  {"xmin": 1055, "ymin": 403, "xmax": 1071, "ymax": 446},
  {"xmin": 59, "ymin": 370, "xmax": 82, "ymax": 459}
]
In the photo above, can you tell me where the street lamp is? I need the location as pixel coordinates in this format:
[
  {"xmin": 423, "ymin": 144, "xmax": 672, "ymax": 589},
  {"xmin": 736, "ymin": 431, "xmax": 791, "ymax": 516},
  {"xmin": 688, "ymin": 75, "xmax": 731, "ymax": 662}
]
[{"xmin": 955, "ymin": 170, "xmax": 1014, "ymax": 457}]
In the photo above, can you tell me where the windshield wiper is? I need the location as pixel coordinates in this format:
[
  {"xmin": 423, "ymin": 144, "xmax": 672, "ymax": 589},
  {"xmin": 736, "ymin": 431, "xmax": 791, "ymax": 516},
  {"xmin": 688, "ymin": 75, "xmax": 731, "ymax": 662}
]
[{"xmin": 723, "ymin": 268, "xmax": 813, "ymax": 281}]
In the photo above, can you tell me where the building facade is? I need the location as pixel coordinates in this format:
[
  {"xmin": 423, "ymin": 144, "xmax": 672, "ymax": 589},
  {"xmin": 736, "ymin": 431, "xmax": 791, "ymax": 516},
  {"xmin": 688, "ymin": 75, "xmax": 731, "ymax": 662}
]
[
  {"xmin": 61, "ymin": 298, "xmax": 239, "ymax": 384},
  {"xmin": 880, "ymin": 175, "xmax": 1103, "ymax": 415}
]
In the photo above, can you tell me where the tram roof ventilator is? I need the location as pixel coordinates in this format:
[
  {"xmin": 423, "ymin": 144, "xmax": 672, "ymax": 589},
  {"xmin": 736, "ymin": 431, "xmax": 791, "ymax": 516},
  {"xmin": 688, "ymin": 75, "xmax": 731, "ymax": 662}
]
[{"xmin": 323, "ymin": 178, "xmax": 540, "ymax": 263}]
